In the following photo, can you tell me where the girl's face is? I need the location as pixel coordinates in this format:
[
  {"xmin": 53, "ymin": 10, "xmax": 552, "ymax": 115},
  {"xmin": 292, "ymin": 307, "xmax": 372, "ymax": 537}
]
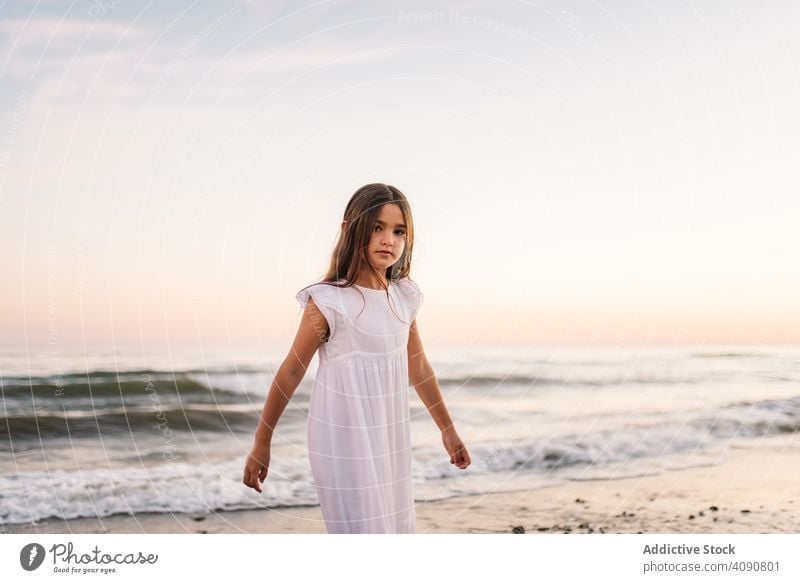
[{"xmin": 365, "ymin": 203, "xmax": 407, "ymax": 270}]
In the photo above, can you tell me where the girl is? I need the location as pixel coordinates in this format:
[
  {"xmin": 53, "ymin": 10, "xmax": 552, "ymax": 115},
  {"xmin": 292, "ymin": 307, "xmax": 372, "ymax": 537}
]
[{"xmin": 242, "ymin": 183, "xmax": 471, "ymax": 534}]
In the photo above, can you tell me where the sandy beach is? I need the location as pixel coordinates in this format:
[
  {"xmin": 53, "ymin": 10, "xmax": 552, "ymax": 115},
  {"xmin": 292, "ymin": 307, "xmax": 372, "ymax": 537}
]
[{"xmin": 3, "ymin": 434, "xmax": 797, "ymax": 535}]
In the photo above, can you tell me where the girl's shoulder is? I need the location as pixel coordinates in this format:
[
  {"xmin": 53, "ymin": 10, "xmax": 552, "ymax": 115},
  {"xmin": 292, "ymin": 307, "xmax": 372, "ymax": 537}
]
[
  {"xmin": 394, "ymin": 277, "xmax": 424, "ymax": 320},
  {"xmin": 393, "ymin": 276, "xmax": 421, "ymax": 296},
  {"xmin": 296, "ymin": 280, "xmax": 350, "ymax": 313}
]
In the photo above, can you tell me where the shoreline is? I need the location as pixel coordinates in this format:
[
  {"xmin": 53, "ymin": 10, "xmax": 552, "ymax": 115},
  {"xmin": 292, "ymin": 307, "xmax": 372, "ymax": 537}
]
[{"xmin": 3, "ymin": 435, "xmax": 797, "ymax": 534}]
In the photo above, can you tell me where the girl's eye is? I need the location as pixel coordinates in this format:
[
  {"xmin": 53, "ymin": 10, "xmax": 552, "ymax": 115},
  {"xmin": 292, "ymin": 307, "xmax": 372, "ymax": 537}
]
[{"xmin": 374, "ymin": 226, "xmax": 406, "ymax": 236}]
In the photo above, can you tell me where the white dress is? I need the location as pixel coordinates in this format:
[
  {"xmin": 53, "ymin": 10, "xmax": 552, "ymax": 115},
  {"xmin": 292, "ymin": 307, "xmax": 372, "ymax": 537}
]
[{"xmin": 295, "ymin": 276, "xmax": 424, "ymax": 534}]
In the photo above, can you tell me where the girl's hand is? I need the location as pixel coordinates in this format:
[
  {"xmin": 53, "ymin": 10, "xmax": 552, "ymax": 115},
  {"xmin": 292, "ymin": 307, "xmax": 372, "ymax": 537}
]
[
  {"xmin": 442, "ymin": 427, "xmax": 471, "ymax": 470},
  {"xmin": 242, "ymin": 444, "xmax": 271, "ymax": 494}
]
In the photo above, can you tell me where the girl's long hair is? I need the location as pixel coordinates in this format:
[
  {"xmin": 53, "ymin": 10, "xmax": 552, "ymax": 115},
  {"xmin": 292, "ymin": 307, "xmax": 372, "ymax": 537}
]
[{"xmin": 322, "ymin": 183, "xmax": 415, "ymax": 288}]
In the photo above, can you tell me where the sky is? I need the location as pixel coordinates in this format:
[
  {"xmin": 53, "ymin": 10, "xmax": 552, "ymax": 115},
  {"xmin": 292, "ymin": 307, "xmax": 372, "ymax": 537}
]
[{"xmin": 1, "ymin": 0, "xmax": 798, "ymax": 350}]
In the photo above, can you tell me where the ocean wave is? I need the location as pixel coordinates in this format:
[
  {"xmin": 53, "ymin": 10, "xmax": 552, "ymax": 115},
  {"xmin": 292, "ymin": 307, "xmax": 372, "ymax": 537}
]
[
  {"xmin": 2, "ymin": 394, "xmax": 798, "ymax": 524},
  {"xmin": 1, "ymin": 375, "xmax": 236, "ymax": 397}
]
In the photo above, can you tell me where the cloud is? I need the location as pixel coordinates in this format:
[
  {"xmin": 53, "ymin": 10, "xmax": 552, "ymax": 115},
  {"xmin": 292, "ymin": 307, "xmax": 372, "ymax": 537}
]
[
  {"xmin": 0, "ymin": 16, "xmax": 148, "ymax": 55},
  {"xmin": 2, "ymin": 12, "xmax": 398, "ymax": 112}
]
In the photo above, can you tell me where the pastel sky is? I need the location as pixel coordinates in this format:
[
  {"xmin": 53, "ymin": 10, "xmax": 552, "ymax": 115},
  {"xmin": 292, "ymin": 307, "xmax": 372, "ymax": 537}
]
[{"xmin": 1, "ymin": 0, "xmax": 798, "ymax": 350}]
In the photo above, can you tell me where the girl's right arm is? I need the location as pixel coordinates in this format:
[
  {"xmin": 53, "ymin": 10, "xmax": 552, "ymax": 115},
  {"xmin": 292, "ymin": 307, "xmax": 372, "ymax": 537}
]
[{"xmin": 242, "ymin": 297, "xmax": 329, "ymax": 493}]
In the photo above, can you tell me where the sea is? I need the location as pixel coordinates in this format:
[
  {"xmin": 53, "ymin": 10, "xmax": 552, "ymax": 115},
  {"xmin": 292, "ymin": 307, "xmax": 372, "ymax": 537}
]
[{"xmin": 1, "ymin": 344, "xmax": 798, "ymax": 525}]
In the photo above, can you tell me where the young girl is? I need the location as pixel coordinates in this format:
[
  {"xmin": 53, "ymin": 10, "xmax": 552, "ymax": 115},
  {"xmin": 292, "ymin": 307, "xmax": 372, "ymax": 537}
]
[{"xmin": 242, "ymin": 183, "xmax": 471, "ymax": 534}]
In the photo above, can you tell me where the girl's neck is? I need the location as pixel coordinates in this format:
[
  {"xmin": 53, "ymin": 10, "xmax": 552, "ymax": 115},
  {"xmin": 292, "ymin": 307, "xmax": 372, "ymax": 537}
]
[{"xmin": 354, "ymin": 274, "xmax": 388, "ymax": 290}]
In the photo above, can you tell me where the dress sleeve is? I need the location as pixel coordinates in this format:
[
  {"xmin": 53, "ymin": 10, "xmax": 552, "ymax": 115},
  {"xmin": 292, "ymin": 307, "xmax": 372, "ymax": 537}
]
[
  {"xmin": 295, "ymin": 283, "xmax": 344, "ymax": 340},
  {"xmin": 397, "ymin": 277, "xmax": 424, "ymax": 321}
]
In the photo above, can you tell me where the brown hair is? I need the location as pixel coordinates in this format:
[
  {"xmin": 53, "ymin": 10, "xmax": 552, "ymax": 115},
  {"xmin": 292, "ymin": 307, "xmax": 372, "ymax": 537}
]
[{"xmin": 322, "ymin": 183, "xmax": 415, "ymax": 287}]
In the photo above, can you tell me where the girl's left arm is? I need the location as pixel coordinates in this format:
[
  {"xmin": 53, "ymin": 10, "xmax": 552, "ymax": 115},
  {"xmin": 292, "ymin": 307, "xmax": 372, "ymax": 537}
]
[{"xmin": 408, "ymin": 319, "xmax": 471, "ymax": 469}]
